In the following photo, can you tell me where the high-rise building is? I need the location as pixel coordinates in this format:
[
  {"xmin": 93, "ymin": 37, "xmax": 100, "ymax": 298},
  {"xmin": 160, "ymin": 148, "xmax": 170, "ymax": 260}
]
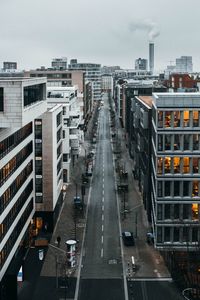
[
  {"xmin": 51, "ymin": 57, "xmax": 68, "ymax": 70},
  {"xmin": 135, "ymin": 58, "xmax": 148, "ymax": 71},
  {"xmin": 175, "ymin": 56, "xmax": 193, "ymax": 73},
  {"xmin": 68, "ymin": 60, "xmax": 101, "ymax": 101},
  {"xmin": 0, "ymin": 77, "xmax": 47, "ymax": 298}
]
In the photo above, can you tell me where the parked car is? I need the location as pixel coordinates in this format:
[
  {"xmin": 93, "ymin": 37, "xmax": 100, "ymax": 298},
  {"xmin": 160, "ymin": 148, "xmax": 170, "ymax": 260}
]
[{"xmin": 122, "ymin": 231, "xmax": 135, "ymax": 246}]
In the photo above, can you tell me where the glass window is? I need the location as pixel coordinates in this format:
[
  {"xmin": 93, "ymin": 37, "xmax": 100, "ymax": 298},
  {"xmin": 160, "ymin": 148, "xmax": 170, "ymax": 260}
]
[
  {"xmin": 157, "ymin": 204, "xmax": 162, "ymax": 220},
  {"xmin": 165, "ymin": 157, "xmax": 171, "ymax": 174},
  {"xmin": 193, "ymin": 158, "xmax": 199, "ymax": 174},
  {"xmin": 174, "ymin": 135, "xmax": 180, "ymax": 150},
  {"xmin": 158, "ymin": 135, "xmax": 163, "ymax": 151},
  {"xmin": 157, "ymin": 158, "xmax": 163, "ymax": 174},
  {"xmin": 174, "ymin": 182, "xmax": 180, "ymax": 197},
  {"xmin": 164, "ymin": 227, "xmax": 171, "ymax": 241},
  {"xmin": 192, "ymin": 204, "xmax": 199, "ymax": 220},
  {"xmin": 174, "ymin": 111, "xmax": 180, "ymax": 127},
  {"xmin": 157, "ymin": 227, "xmax": 162, "ymax": 243},
  {"xmin": 165, "ymin": 111, "xmax": 172, "ymax": 128},
  {"xmin": 157, "ymin": 181, "xmax": 163, "ymax": 197},
  {"xmin": 173, "ymin": 157, "xmax": 180, "ymax": 174},
  {"xmin": 183, "ymin": 157, "xmax": 190, "ymax": 174},
  {"xmin": 174, "ymin": 227, "xmax": 179, "ymax": 242},
  {"xmin": 193, "ymin": 134, "xmax": 199, "ymax": 151},
  {"xmin": 165, "ymin": 135, "xmax": 171, "ymax": 151},
  {"xmin": 0, "ymin": 88, "xmax": 3, "ymax": 112},
  {"xmin": 183, "ymin": 111, "xmax": 190, "ymax": 127},
  {"xmin": 192, "ymin": 228, "xmax": 198, "ymax": 242},
  {"xmin": 192, "ymin": 181, "xmax": 199, "ymax": 197},
  {"xmin": 183, "ymin": 181, "xmax": 190, "ymax": 196},
  {"xmin": 193, "ymin": 111, "xmax": 199, "ymax": 127},
  {"xmin": 165, "ymin": 204, "xmax": 171, "ymax": 219},
  {"xmin": 183, "ymin": 227, "xmax": 189, "ymax": 242},
  {"xmin": 174, "ymin": 204, "xmax": 179, "ymax": 219},
  {"xmin": 165, "ymin": 181, "xmax": 171, "ymax": 196},
  {"xmin": 184, "ymin": 135, "xmax": 190, "ymax": 151},
  {"xmin": 183, "ymin": 204, "xmax": 190, "ymax": 219}
]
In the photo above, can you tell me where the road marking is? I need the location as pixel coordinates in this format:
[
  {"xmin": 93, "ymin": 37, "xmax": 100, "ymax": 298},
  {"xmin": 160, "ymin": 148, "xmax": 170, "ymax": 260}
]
[
  {"xmin": 102, "ymin": 196, "xmax": 104, "ymax": 202},
  {"xmin": 102, "ymin": 205, "xmax": 104, "ymax": 211},
  {"xmin": 101, "ymin": 248, "xmax": 103, "ymax": 258},
  {"xmin": 102, "ymin": 183, "xmax": 104, "ymax": 189},
  {"xmin": 102, "ymin": 214, "xmax": 104, "ymax": 221},
  {"xmin": 102, "ymin": 224, "xmax": 104, "ymax": 232},
  {"xmin": 101, "ymin": 236, "xmax": 104, "ymax": 243},
  {"xmin": 103, "ymin": 177, "xmax": 104, "ymax": 183},
  {"xmin": 102, "ymin": 189, "xmax": 104, "ymax": 196}
]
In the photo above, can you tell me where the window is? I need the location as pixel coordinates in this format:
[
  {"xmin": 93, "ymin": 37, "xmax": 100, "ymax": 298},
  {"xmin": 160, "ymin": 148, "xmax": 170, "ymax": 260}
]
[
  {"xmin": 173, "ymin": 157, "xmax": 180, "ymax": 174},
  {"xmin": 192, "ymin": 181, "xmax": 199, "ymax": 197},
  {"xmin": 157, "ymin": 158, "xmax": 163, "ymax": 174},
  {"xmin": 193, "ymin": 134, "xmax": 199, "ymax": 151},
  {"xmin": 165, "ymin": 157, "xmax": 171, "ymax": 174},
  {"xmin": 174, "ymin": 111, "xmax": 180, "ymax": 127},
  {"xmin": 164, "ymin": 227, "xmax": 171, "ymax": 242},
  {"xmin": 157, "ymin": 227, "xmax": 162, "ymax": 243},
  {"xmin": 193, "ymin": 111, "xmax": 199, "ymax": 127},
  {"xmin": 157, "ymin": 181, "xmax": 163, "ymax": 197},
  {"xmin": 158, "ymin": 111, "xmax": 163, "ymax": 128},
  {"xmin": 157, "ymin": 205, "xmax": 162, "ymax": 220},
  {"xmin": 183, "ymin": 181, "xmax": 189, "ymax": 196},
  {"xmin": 192, "ymin": 228, "xmax": 198, "ymax": 242},
  {"xmin": 183, "ymin": 157, "xmax": 190, "ymax": 173},
  {"xmin": 183, "ymin": 227, "xmax": 189, "ymax": 242},
  {"xmin": 183, "ymin": 204, "xmax": 190, "ymax": 219},
  {"xmin": 0, "ymin": 88, "xmax": 3, "ymax": 111},
  {"xmin": 165, "ymin": 181, "xmax": 171, "ymax": 196},
  {"xmin": 192, "ymin": 204, "xmax": 199, "ymax": 220},
  {"xmin": 174, "ymin": 227, "xmax": 179, "ymax": 242},
  {"xmin": 165, "ymin": 204, "xmax": 171, "ymax": 219},
  {"xmin": 174, "ymin": 182, "xmax": 180, "ymax": 197},
  {"xmin": 165, "ymin": 111, "xmax": 172, "ymax": 128},
  {"xmin": 158, "ymin": 135, "xmax": 163, "ymax": 151},
  {"xmin": 183, "ymin": 111, "xmax": 190, "ymax": 127},
  {"xmin": 174, "ymin": 135, "xmax": 180, "ymax": 150},
  {"xmin": 174, "ymin": 204, "xmax": 179, "ymax": 219},
  {"xmin": 184, "ymin": 135, "xmax": 190, "ymax": 151},
  {"xmin": 165, "ymin": 135, "xmax": 171, "ymax": 151},
  {"xmin": 193, "ymin": 158, "xmax": 199, "ymax": 174}
]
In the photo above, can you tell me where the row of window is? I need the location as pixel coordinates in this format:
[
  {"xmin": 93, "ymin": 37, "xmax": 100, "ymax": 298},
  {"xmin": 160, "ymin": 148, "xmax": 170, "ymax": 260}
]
[
  {"xmin": 157, "ymin": 180, "xmax": 200, "ymax": 198},
  {"xmin": 0, "ymin": 142, "xmax": 33, "ymax": 187},
  {"xmin": 157, "ymin": 203, "xmax": 199, "ymax": 221},
  {"xmin": 157, "ymin": 110, "xmax": 200, "ymax": 128},
  {"xmin": 158, "ymin": 134, "xmax": 200, "ymax": 152},
  {"xmin": 0, "ymin": 162, "xmax": 33, "ymax": 214},
  {"xmin": 0, "ymin": 123, "xmax": 32, "ymax": 160},
  {"xmin": 0, "ymin": 199, "xmax": 33, "ymax": 270},
  {"xmin": 0, "ymin": 87, "xmax": 3, "ymax": 111},
  {"xmin": 156, "ymin": 226, "xmax": 199, "ymax": 244},
  {"xmin": 24, "ymin": 84, "xmax": 45, "ymax": 107},
  {"xmin": 0, "ymin": 180, "xmax": 33, "ymax": 243},
  {"xmin": 157, "ymin": 157, "xmax": 200, "ymax": 175}
]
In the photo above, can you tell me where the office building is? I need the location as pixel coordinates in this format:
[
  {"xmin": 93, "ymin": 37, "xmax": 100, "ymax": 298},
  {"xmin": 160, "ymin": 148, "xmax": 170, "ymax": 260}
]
[
  {"xmin": 51, "ymin": 57, "xmax": 68, "ymax": 70},
  {"xmin": 135, "ymin": 58, "xmax": 148, "ymax": 71},
  {"xmin": 175, "ymin": 56, "xmax": 193, "ymax": 73}
]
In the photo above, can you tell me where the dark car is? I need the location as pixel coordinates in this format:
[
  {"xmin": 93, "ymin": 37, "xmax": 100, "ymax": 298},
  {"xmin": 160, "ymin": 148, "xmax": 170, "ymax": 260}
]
[{"xmin": 122, "ymin": 231, "xmax": 135, "ymax": 246}]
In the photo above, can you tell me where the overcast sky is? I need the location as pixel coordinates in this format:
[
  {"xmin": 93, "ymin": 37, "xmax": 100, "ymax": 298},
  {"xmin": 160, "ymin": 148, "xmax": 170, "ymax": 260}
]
[{"xmin": 0, "ymin": 0, "xmax": 199, "ymax": 72}]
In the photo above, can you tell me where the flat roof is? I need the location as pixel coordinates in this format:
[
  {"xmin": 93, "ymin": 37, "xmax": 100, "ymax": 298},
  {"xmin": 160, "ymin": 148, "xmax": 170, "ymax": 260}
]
[{"xmin": 137, "ymin": 96, "xmax": 153, "ymax": 108}]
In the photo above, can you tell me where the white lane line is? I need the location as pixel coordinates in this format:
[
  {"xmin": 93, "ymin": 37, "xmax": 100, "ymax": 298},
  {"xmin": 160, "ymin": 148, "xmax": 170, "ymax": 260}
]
[
  {"xmin": 102, "ymin": 205, "xmax": 104, "ymax": 211},
  {"xmin": 102, "ymin": 189, "xmax": 104, "ymax": 196},
  {"xmin": 103, "ymin": 183, "xmax": 104, "ymax": 189},
  {"xmin": 102, "ymin": 214, "xmax": 104, "ymax": 221},
  {"xmin": 103, "ymin": 177, "xmax": 104, "ymax": 183},
  {"xmin": 102, "ymin": 224, "xmax": 104, "ymax": 232},
  {"xmin": 102, "ymin": 197, "xmax": 104, "ymax": 203},
  {"xmin": 101, "ymin": 248, "xmax": 104, "ymax": 258},
  {"xmin": 101, "ymin": 235, "xmax": 104, "ymax": 243}
]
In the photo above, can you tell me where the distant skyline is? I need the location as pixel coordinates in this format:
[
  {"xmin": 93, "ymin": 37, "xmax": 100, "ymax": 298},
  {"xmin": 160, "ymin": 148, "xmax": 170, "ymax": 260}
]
[{"xmin": 0, "ymin": 0, "xmax": 199, "ymax": 72}]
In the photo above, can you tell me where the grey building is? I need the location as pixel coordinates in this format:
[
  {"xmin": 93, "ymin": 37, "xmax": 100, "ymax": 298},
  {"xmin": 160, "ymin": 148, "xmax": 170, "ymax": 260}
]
[{"xmin": 135, "ymin": 58, "xmax": 148, "ymax": 71}]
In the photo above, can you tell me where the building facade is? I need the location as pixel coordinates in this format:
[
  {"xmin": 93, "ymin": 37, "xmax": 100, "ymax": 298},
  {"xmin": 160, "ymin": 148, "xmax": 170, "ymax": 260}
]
[
  {"xmin": 175, "ymin": 56, "xmax": 193, "ymax": 73},
  {"xmin": 152, "ymin": 93, "xmax": 200, "ymax": 250},
  {"xmin": 135, "ymin": 58, "xmax": 148, "ymax": 71},
  {"xmin": 0, "ymin": 78, "xmax": 47, "ymax": 298}
]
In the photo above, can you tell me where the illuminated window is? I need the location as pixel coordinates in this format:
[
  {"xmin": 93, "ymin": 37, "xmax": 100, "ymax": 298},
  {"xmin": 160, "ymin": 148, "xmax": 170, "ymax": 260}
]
[
  {"xmin": 193, "ymin": 111, "xmax": 199, "ymax": 127},
  {"xmin": 173, "ymin": 157, "xmax": 180, "ymax": 173},
  {"xmin": 165, "ymin": 111, "xmax": 172, "ymax": 128},
  {"xmin": 183, "ymin": 157, "xmax": 190, "ymax": 173},
  {"xmin": 192, "ymin": 203, "xmax": 199, "ymax": 220},
  {"xmin": 36, "ymin": 217, "xmax": 43, "ymax": 230},
  {"xmin": 192, "ymin": 181, "xmax": 199, "ymax": 197},
  {"xmin": 174, "ymin": 111, "xmax": 180, "ymax": 127},
  {"xmin": 165, "ymin": 157, "xmax": 171, "ymax": 174},
  {"xmin": 183, "ymin": 111, "xmax": 190, "ymax": 127}
]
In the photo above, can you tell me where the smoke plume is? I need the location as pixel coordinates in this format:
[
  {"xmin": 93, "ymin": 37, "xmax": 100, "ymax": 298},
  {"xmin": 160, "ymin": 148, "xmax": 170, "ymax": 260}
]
[{"xmin": 129, "ymin": 19, "xmax": 160, "ymax": 41}]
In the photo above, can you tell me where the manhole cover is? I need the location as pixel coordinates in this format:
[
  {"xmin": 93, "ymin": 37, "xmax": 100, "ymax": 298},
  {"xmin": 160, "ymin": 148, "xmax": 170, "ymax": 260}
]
[{"xmin": 108, "ymin": 259, "xmax": 118, "ymax": 264}]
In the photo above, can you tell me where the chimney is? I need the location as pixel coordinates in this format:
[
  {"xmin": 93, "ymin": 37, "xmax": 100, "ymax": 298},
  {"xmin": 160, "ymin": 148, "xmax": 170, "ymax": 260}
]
[{"xmin": 149, "ymin": 42, "xmax": 154, "ymax": 74}]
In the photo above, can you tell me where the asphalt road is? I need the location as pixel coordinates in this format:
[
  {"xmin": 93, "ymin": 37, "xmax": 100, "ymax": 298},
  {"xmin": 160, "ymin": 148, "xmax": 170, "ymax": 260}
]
[{"xmin": 78, "ymin": 95, "xmax": 125, "ymax": 300}]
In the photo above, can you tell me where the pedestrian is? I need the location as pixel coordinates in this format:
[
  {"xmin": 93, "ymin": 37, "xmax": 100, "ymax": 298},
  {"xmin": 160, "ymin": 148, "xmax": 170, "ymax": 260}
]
[{"xmin": 56, "ymin": 236, "xmax": 61, "ymax": 247}]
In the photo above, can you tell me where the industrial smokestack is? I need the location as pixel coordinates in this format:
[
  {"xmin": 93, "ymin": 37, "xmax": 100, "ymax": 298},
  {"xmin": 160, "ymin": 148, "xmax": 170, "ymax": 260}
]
[{"xmin": 149, "ymin": 42, "xmax": 154, "ymax": 74}]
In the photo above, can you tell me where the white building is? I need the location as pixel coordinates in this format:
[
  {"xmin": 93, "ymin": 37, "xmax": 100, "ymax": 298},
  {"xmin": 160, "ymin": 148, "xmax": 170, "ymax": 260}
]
[
  {"xmin": 0, "ymin": 78, "xmax": 47, "ymax": 296},
  {"xmin": 47, "ymin": 86, "xmax": 84, "ymax": 183}
]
